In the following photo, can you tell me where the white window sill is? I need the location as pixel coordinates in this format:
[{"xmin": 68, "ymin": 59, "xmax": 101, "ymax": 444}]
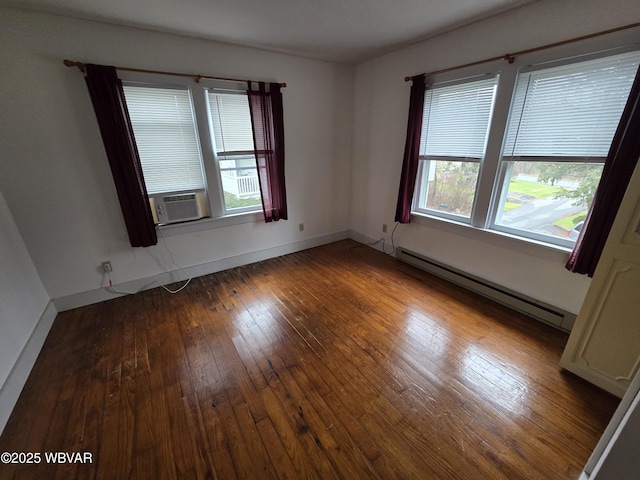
[
  {"xmin": 410, "ymin": 212, "xmax": 573, "ymax": 263},
  {"xmin": 157, "ymin": 211, "xmax": 263, "ymax": 237}
]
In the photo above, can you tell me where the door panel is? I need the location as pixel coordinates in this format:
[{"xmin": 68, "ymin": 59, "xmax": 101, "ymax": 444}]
[{"xmin": 561, "ymin": 161, "xmax": 640, "ymax": 398}]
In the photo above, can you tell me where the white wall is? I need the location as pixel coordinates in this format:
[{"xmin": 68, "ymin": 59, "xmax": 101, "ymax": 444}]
[
  {"xmin": 0, "ymin": 7, "xmax": 353, "ymax": 306},
  {"xmin": 351, "ymin": 0, "xmax": 640, "ymax": 313},
  {"xmin": 0, "ymin": 187, "xmax": 54, "ymax": 431},
  {"xmin": 0, "ymin": 2, "xmax": 637, "ymax": 314}
]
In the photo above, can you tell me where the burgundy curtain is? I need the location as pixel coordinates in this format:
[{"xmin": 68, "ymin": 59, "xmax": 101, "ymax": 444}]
[
  {"xmin": 247, "ymin": 82, "xmax": 287, "ymax": 222},
  {"xmin": 566, "ymin": 67, "xmax": 640, "ymax": 276},
  {"xmin": 395, "ymin": 74, "xmax": 426, "ymax": 223},
  {"xmin": 84, "ymin": 64, "xmax": 157, "ymax": 247}
]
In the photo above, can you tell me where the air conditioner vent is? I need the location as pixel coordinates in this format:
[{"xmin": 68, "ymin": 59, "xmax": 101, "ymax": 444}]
[{"xmin": 154, "ymin": 193, "xmax": 202, "ymax": 225}]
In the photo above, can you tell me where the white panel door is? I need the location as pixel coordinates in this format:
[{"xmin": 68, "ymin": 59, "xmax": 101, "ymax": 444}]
[{"xmin": 561, "ymin": 160, "xmax": 640, "ymax": 398}]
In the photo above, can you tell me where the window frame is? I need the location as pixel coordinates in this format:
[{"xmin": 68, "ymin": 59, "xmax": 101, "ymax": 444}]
[
  {"xmin": 410, "ymin": 44, "xmax": 640, "ymax": 250},
  {"xmin": 412, "ymin": 157, "xmax": 484, "ymax": 224},
  {"xmin": 121, "ymin": 83, "xmax": 208, "ymax": 197},
  {"xmin": 119, "ymin": 71, "xmax": 263, "ymax": 233},
  {"xmin": 207, "ymin": 89, "xmax": 264, "ymax": 216},
  {"xmin": 488, "ymin": 159, "xmax": 606, "ymax": 249},
  {"xmin": 411, "ymin": 73, "xmax": 499, "ymax": 224}
]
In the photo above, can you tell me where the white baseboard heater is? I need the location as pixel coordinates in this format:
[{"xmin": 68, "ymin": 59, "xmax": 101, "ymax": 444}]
[{"xmin": 395, "ymin": 247, "xmax": 576, "ymax": 332}]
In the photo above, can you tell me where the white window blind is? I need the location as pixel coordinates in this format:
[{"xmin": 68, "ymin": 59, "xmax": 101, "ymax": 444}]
[
  {"xmin": 208, "ymin": 92, "xmax": 254, "ymax": 154},
  {"xmin": 123, "ymin": 85, "xmax": 205, "ymax": 195},
  {"xmin": 504, "ymin": 50, "xmax": 640, "ymax": 159},
  {"xmin": 420, "ymin": 76, "xmax": 498, "ymax": 160}
]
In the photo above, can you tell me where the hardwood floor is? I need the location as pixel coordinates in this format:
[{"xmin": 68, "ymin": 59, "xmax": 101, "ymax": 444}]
[{"xmin": 0, "ymin": 239, "xmax": 618, "ymax": 479}]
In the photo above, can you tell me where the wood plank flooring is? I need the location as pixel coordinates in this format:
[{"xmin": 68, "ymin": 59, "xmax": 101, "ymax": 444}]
[{"xmin": 0, "ymin": 239, "xmax": 619, "ymax": 479}]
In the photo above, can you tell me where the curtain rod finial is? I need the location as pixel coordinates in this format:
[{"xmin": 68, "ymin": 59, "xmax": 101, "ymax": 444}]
[
  {"xmin": 63, "ymin": 59, "xmax": 86, "ymax": 72},
  {"xmin": 404, "ymin": 76, "xmax": 411, "ymax": 82}
]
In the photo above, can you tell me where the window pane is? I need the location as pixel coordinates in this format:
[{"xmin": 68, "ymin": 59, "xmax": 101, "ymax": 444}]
[
  {"xmin": 208, "ymin": 93, "xmax": 262, "ymax": 212},
  {"xmin": 413, "ymin": 76, "xmax": 497, "ymax": 220},
  {"xmin": 495, "ymin": 161, "xmax": 604, "ymax": 241},
  {"xmin": 417, "ymin": 160, "xmax": 480, "ymax": 218},
  {"xmin": 208, "ymin": 92, "xmax": 254, "ymax": 153},
  {"xmin": 123, "ymin": 86, "xmax": 205, "ymax": 195},
  {"xmin": 218, "ymin": 155, "xmax": 261, "ymax": 210},
  {"xmin": 420, "ymin": 76, "xmax": 498, "ymax": 159},
  {"xmin": 504, "ymin": 50, "xmax": 640, "ymax": 158}
]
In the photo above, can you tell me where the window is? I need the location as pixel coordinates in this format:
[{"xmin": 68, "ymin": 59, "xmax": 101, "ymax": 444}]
[
  {"xmin": 123, "ymin": 86, "xmax": 206, "ymax": 196},
  {"xmin": 411, "ymin": 48, "xmax": 640, "ymax": 247},
  {"xmin": 122, "ymin": 77, "xmax": 263, "ymax": 226},
  {"xmin": 413, "ymin": 75, "xmax": 498, "ymax": 220},
  {"xmin": 209, "ymin": 91, "xmax": 262, "ymax": 212}
]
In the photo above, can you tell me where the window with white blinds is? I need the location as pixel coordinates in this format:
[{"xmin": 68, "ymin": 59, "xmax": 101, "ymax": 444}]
[
  {"xmin": 503, "ymin": 50, "xmax": 640, "ymax": 160},
  {"xmin": 420, "ymin": 75, "xmax": 498, "ymax": 160},
  {"xmin": 207, "ymin": 91, "xmax": 262, "ymax": 211},
  {"xmin": 208, "ymin": 92, "xmax": 254, "ymax": 154},
  {"xmin": 489, "ymin": 50, "xmax": 640, "ymax": 245},
  {"xmin": 410, "ymin": 45, "xmax": 640, "ymax": 247},
  {"xmin": 123, "ymin": 85, "xmax": 205, "ymax": 195},
  {"xmin": 412, "ymin": 75, "xmax": 499, "ymax": 220}
]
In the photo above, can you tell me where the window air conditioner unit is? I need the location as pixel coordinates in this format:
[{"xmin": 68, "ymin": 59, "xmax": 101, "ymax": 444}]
[{"xmin": 154, "ymin": 193, "xmax": 201, "ymax": 225}]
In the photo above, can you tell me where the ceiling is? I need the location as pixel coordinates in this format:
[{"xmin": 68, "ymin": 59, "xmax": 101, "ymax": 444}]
[{"xmin": 1, "ymin": 0, "xmax": 538, "ymax": 63}]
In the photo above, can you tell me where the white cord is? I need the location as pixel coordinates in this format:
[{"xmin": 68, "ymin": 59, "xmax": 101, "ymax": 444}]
[
  {"xmin": 105, "ymin": 227, "xmax": 192, "ymax": 296},
  {"xmin": 155, "ymin": 226, "xmax": 192, "ymax": 294},
  {"xmin": 106, "ymin": 270, "xmax": 137, "ymax": 295}
]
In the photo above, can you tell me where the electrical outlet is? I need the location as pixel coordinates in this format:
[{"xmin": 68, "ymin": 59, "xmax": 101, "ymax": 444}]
[
  {"xmin": 382, "ymin": 224, "xmax": 388, "ymax": 233},
  {"xmin": 299, "ymin": 223, "xmax": 304, "ymax": 232},
  {"xmin": 101, "ymin": 261, "xmax": 112, "ymax": 273}
]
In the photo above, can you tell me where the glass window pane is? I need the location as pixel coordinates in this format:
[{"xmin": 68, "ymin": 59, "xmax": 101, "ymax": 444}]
[
  {"xmin": 495, "ymin": 161, "xmax": 604, "ymax": 241},
  {"xmin": 413, "ymin": 76, "xmax": 497, "ymax": 221},
  {"xmin": 208, "ymin": 92, "xmax": 254, "ymax": 153},
  {"xmin": 417, "ymin": 160, "xmax": 480, "ymax": 218},
  {"xmin": 503, "ymin": 50, "xmax": 640, "ymax": 158},
  {"xmin": 123, "ymin": 86, "xmax": 205, "ymax": 195},
  {"xmin": 219, "ymin": 158, "xmax": 236, "ymax": 170},
  {"xmin": 218, "ymin": 156, "xmax": 262, "ymax": 211},
  {"xmin": 420, "ymin": 76, "xmax": 498, "ymax": 159}
]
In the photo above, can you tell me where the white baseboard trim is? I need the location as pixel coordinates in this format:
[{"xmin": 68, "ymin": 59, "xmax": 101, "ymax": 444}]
[
  {"xmin": 0, "ymin": 300, "xmax": 57, "ymax": 435},
  {"xmin": 53, "ymin": 230, "xmax": 350, "ymax": 312},
  {"xmin": 348, "ymin": 229, "xmax": 401, "ymax": 256},
  {"xmin": 348, "ymin": 229, "xmax": 376, "ymax": 245}
]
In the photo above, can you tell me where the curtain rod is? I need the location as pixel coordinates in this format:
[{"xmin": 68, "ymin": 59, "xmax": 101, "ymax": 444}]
[
  {"xmin": 63, "ymin": 60, "xmax": 287, "ymax": 87},
  {"xmin": 404, "ymin": 21, "xmax": 640, "ymax": 81}
]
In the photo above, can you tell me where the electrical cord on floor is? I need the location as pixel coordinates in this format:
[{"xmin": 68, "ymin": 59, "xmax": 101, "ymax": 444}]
[{"xmin": 105, "ymin": 227, "xmax": 192, "ymax": 295}]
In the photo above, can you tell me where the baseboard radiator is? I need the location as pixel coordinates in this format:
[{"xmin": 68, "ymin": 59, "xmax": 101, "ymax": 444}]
[{"xmin": 395, "ymin": 247, "xmax": 576, "ymax": 332}]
